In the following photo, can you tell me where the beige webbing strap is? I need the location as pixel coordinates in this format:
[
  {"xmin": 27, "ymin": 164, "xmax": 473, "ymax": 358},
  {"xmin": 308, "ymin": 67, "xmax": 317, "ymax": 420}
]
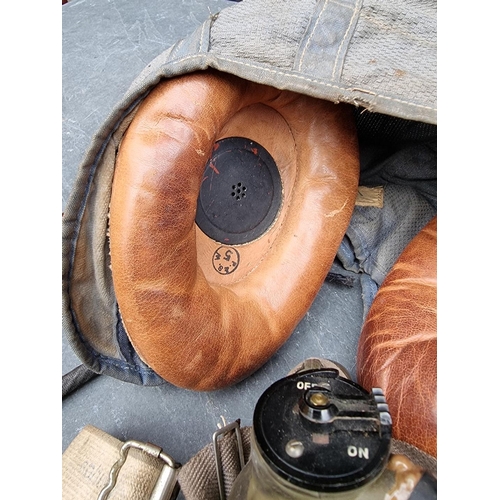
[
  {"xmin": 62, "ymin": 426, "xmax": 173, "ymax": 499},
  {"xmin": 62, "ymin": 424, "xmax": 252, "ymax": 500},
  {"xmin": 62, "ymin": 425, "xmax": 436, "ymax": 500}
]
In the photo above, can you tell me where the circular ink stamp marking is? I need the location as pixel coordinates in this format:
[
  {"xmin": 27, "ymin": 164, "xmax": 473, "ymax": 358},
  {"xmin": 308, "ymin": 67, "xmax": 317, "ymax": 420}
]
[{"xmin": 212, "ymin": 246, "xmax": 240, "ymax": 275}]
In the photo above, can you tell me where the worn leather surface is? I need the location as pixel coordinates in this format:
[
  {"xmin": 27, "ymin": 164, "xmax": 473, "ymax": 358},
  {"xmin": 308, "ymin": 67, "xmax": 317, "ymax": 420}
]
[
  {"xmin": 357, "ymin": 216, "xmax": 437, "ymax": 457},
  {"xmin": 109, "ymin": 69, "xmax": 359, "ymax": 390}
]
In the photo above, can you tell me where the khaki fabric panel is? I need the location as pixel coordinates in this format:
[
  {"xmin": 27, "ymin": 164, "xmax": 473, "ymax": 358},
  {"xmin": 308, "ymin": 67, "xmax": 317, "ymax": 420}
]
[{"xmin": 341, "ymin": 0, "xmax": 437, "ymax": 117}]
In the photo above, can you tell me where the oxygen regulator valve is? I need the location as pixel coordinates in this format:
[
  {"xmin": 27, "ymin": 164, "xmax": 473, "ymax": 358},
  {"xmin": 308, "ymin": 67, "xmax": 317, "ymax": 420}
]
[{"xmin": 229, "ymin": 362, "xmax": 436, "ymax": 499}]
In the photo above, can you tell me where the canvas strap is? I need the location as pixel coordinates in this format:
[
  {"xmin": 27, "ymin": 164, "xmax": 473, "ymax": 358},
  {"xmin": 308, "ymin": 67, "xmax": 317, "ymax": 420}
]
[
  {"xmin": 62, "ymin": 423, "xmax": 436, "ymax": 500},
  {"xmin": 62, "ymin": 423, "xmax": 252, "ymax": 500}
]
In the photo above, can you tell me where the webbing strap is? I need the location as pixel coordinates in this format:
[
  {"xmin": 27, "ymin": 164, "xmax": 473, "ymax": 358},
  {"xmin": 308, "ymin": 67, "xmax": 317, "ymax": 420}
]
[
  {"xmin": 178, "ymin": 425, "xmax": 251, "ymax": 500},
  {"xmin": 62, "ymin": 425, "xmax": 436, "ymax": 500},
  {"xmin": 62, "ymin": 364, "xmax": 100, "ymax": 399},
  {"xmin": 62, "ymin": 425, "xmax": 252, "ymax": 500},
  {"xmin": 62, "ymin": 426, "xmax": 168, "ymax": 499}
]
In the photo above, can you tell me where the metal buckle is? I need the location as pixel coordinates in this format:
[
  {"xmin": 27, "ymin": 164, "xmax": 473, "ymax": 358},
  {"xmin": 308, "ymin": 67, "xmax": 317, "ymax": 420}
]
[
  {"xmin": 97, "ymin": 440, "xmax": 180, "ymax": 500},
  {"xmin": 212, "ymin": 418, "xmax": 245, "ymax": 500}
]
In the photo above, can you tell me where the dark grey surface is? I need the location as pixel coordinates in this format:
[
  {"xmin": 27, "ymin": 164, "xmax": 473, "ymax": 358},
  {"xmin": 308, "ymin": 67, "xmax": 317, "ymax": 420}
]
[
  {"xmin": 62, "ymin": 0, "xmax": 364, "ymax": 474},
  {"xmin": 62, "ymin": 0, "xmax": 230, "ymax": 209}
]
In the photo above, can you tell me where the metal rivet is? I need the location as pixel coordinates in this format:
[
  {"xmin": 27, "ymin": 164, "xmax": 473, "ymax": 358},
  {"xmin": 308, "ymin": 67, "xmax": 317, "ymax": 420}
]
[
  {"xmin": 309, "ymin": 392, "xmax": 329, "ymax": 407},
  {"xmin": 285, "ymin": 439, "xmax": 304, "ymax": 458}
]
